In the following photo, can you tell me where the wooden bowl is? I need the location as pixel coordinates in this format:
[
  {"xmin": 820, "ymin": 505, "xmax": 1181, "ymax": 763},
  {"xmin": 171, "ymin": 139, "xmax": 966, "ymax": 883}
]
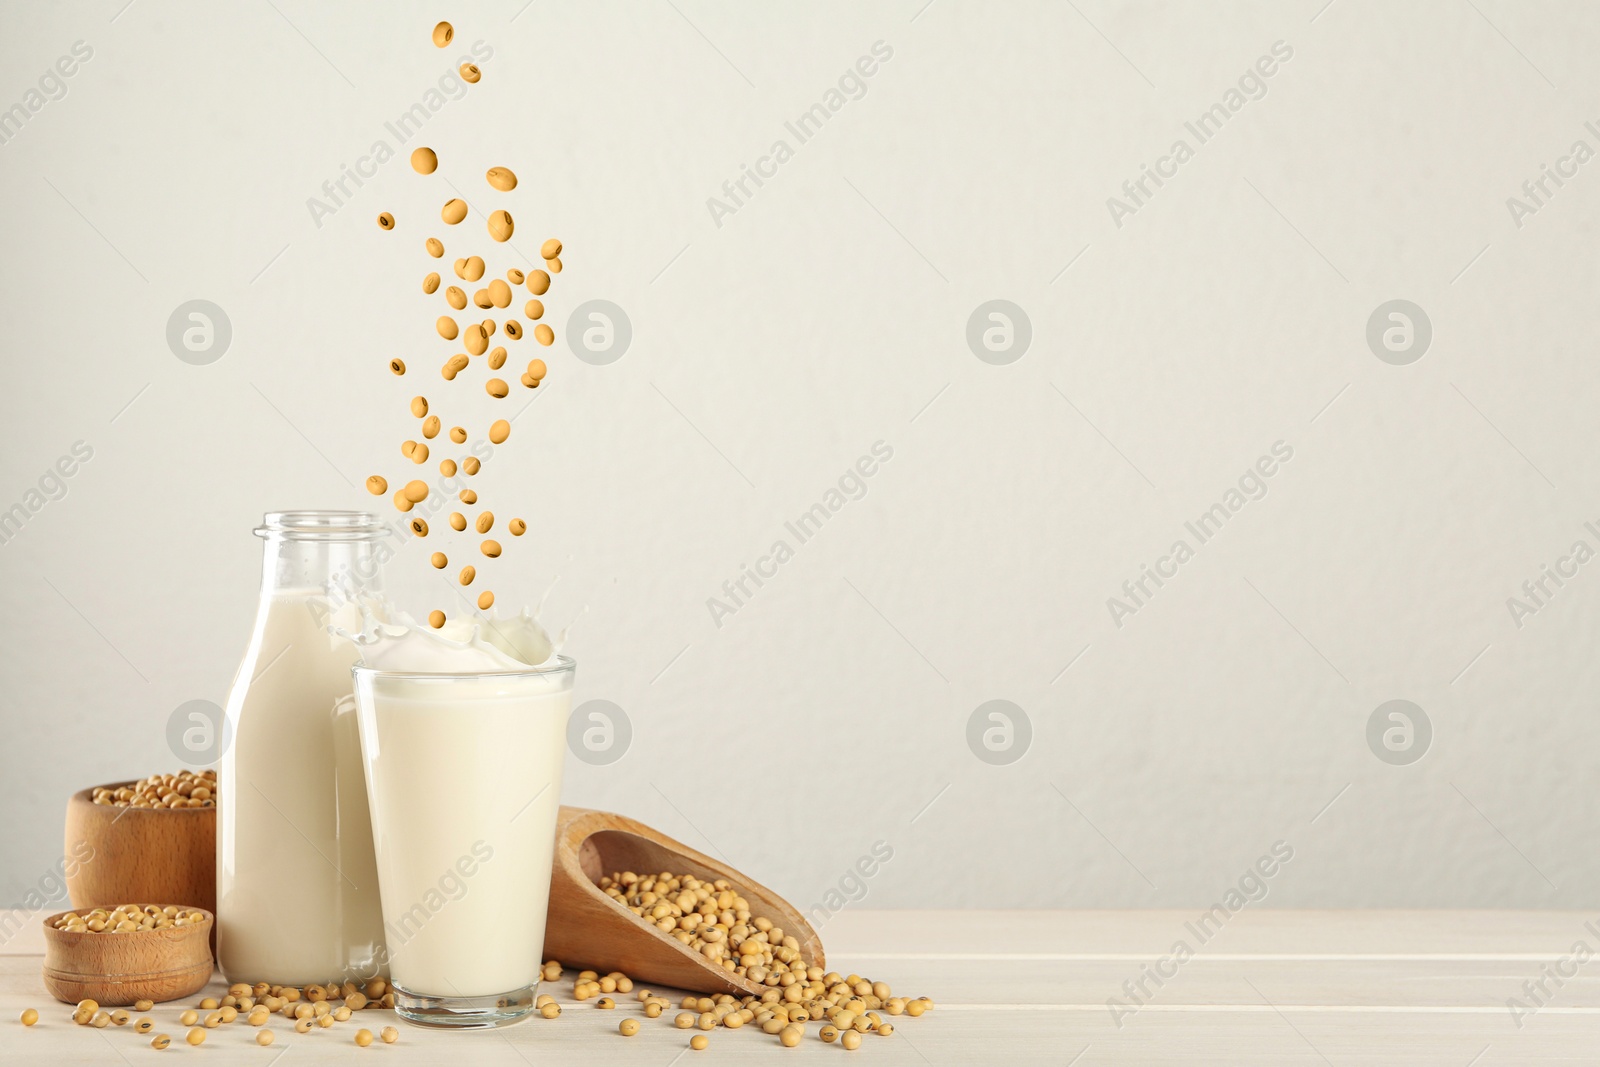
[
  {"xmin": 544, "ymin": 807, "xmax": 824, "ymax": 996},
  {"xmin": 41, "ymin": 908, "xmax": 214, "ymax": 1005},
  {"xmin": 63, "ymin": 782, "xmax": 215, "ymax": 915}
]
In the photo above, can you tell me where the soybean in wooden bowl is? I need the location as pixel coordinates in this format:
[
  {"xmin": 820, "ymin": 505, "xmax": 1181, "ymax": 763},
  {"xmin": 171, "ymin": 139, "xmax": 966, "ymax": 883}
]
[
  {"xmin": 41, "ymin": 906, "xmax": 214, "ymax": 1006},
  {"xmin": 63, "ymin": 778, "xmax": 216, "ymax": 915}
]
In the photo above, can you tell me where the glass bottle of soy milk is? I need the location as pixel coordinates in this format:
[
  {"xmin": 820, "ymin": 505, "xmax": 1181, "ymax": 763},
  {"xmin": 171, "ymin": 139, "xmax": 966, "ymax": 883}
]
[{"xmin": 218, "ymin": 511, "xmax": 388, "ymax": 984}]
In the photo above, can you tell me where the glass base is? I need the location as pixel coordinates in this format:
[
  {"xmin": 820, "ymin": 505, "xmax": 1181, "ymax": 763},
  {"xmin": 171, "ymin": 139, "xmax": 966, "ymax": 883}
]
[{"xmin": 392, "ymin": 981, "xmax": 536, "ymax": 1028}]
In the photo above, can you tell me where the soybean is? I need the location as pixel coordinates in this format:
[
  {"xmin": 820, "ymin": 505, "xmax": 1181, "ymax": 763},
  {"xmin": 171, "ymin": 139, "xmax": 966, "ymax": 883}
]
[
  {"xmin": 382, "ymin": 1027, "xmax": 399, "ymax": 1043},
  {"xmin": 482, "ymin": 540, "xmax": 502, "ymax": 558},
  {"xmin": 443, "ymin": 353, "xmax": 469, "ymax": 379},
  {"xmin": 477, "ymin": 591, "xmax": 495, "ymax": 610},
  {"xmin": 547, "ymin": 256, "xmax": 562, "ymax": 273},
  {"xmin": 486, "ymin": 378, "xmax": 509, "ymax": 397},
  {"xmin": 410, "ymin": 518, "xmax": 429, "ymax": 537},
  {"xmin": 431, "ymin": 22, "xmax": 453, "ymax": 47},
  {"xmin": 527, "ymin": 269, "xmax": 550, "ymax": 295},
  {"xmin": 423, "ymin": 272, "xmax": 440, "ymax": 294},
  {"xmin": 540, "ymin": 1004, "xmax": 560, "ymax": 1019},
  {"xmin": 482, "ymin": 317, "xmax": 497, "ymax": 336},
  {"xmin": 460, "ymin": 62, "xmax": 481, "ymax": 83},
  {"xmin": 20, "ymin": 1008, "xmax": 38, "ymax": 1026},
  {"xmin": 430, "ymin": 552, "xmax": 447, "ymax": 569},
  {"xmin": 404, "ymin": 480, "xmax": 429, "ymax": 502},
  {"xmin": 525, "ymin": 298, "xmax": 545, "ymax": 319},
  {"xmin": 507, "ymin": 268, "xmax": 525, "ymax": 284},
  {"xmin": 540, "ymin": 238, "xmax": 562, "ymax": 259},
  {"xmin": 356, "ymin": 1028, "xmax": 374, "ymax": 1046},
  {"xmin": 423, "ymin": 415, "xmax": 440, "ymax": 438},
  {"xmin": 527, "ymin": 358, "xmax": 547, "ymax": 379},
  {"xmin": 449, "ymin": 513, "xmax": 467, "ymax": 531},
  {"xmin": 151, "ymin": 1033, "xmax": 171, "ymax": 1049},
  {"xmin": 186, "ymin": 1028, "xmax": 205, "ymax": 1046},
  {"xmin": 473, "ymin": 288, "xmax": 492, "ymax": 309},
  {"xmin": 489, "ymin": 419, "xmax": 510, "ymax": 444},
  {"xmin": 442, "ymin": 199, "xmax": 468, "ymax": 225},
  {"xmin": 520, "ymin": 372, "xmax": 539, "ymax": 388},
  {"xmin": 459, "ymin": 565, "xmax": 476, "ymax": 585},
  {"xmin": 509, "ymin": 518, "xmax": 527, "ymax": 536},
  {"xmin": 437, "ymin": 316, "xmax": 459, "ymax": 340},
  {"xmin": 476, "ymin": 511, "xmax": 494, "ymax": 533},
  {"xmin": 257, "ymin": 1030, "xmax": 274, "ymax": 1045},
  {"xmin": 488, "ymin": 209, "xmax": 514, "ymax": 242},
  {"xmin": 464, "ymin": 255, "xmax": 485, "ymax": 281},
  {"xmin": 366, "ymin": 475, "xmax": 388, "ymax": 496},
  {"xmin": 488, "ymin": 346, "xmax": 507, "ymax": 370},
  {"xmin": 486, "ymin": 167, "xmax": 518, "ymax": 191},
  {"xmin": 620, "ymin": 1018, "xmax": 639, "ymax": 1036},
  {"xmin": 534, "ymin": 323, "xmax": 554, "ymax": 345},
  {"xmin": 411, "ymin": 147, "xmax": 438, "ymax": 174},
  {"xmin": 428, "ymin": 610, "xmax": 445, "ymax": 628},
  {"xmin": 488, "ymin": 279, "xmax": 512, "ymax": 307},
  {"xmin": 460, "ymin": 485, "xmax": 478, "ymax": 501},
  {"xmin": 411, "ymin": 395, "xmax": 429, "ymax": 417},
  {"xmin": 440, "ymin": 458, "xmax": 458, "ymax": 477},
  {"xmin": 464, "ymin": 324, "xmax": 489, "ymax": 355},
  {"xmin": 425, "ymin": 237, "xmax": 444, "ymax": 257},
  {"xmin": 451, "ymin": 426, "xmax": 468, "ymax": 443},
  {"xmin": 504, "ymin": 320, "xmax": 522, "ymax": 339},
  {"xmin": 377, "ymin": 212, "xmax": 394, "ymax": 230},
  {"xmin": 410, "ymin": 441, "xmax": 430, "ymax": 464},
  {"xmin": 445, "ymin": 285, "xmax": 467, "ymax": 310},
  {"xmin": 390, "ymin": 358, "xmax": 406, "ymax": 375},
  {"xmin": 691, "ymin": 1034, "xmax": 709, "ymax": 1050}
]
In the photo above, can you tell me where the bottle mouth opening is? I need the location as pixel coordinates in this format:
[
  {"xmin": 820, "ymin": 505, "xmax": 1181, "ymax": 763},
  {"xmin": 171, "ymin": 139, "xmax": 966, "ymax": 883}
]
[{"xmin": 254, "ymin": 511, "xmax": 391, "ymax": 542}]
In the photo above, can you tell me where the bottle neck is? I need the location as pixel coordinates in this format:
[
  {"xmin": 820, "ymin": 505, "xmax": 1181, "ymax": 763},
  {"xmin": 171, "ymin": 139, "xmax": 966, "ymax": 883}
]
[
  {"xmin": 259, "ymin": 536, "xmax": 385, "ymax": 598},
  {"xmin": 252, "ymin": 511, "xmax": 389, "ymax": 600}
]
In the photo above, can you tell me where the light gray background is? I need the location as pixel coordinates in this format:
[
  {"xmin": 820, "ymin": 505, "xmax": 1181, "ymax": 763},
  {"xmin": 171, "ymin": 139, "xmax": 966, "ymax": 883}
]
[{"xmin": 1, "ymin": 0, "xmax": 1595, "ymax": 913}]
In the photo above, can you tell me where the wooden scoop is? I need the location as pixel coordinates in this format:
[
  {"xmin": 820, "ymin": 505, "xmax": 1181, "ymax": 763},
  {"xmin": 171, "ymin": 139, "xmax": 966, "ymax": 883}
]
[{"xmin": 543, "ymin": 806, "xmax": 825, "ymax": 996}]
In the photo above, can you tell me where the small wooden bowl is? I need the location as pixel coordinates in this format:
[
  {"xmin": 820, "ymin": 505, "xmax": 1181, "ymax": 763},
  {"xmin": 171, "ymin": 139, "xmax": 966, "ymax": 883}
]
[
  {"xmin": 41, "ymin": 908, "xmax": 214, "ymax": 1006},
  {"xmin": 63, "ymin": 782, "xmax": 215, "ymax": 914}
]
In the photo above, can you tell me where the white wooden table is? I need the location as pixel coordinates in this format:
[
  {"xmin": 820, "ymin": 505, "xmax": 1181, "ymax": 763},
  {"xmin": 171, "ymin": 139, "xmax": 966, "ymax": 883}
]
[{"xmin": 2, "ymin": 910, "xmax": 1593, "ymax": 1064}]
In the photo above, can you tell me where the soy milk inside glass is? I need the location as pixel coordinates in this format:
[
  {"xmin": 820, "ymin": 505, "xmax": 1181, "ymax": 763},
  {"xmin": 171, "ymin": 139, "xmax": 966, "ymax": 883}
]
[{"xmin": 347, "ymin": 614, "xmax": 571, "ymax": 1027}]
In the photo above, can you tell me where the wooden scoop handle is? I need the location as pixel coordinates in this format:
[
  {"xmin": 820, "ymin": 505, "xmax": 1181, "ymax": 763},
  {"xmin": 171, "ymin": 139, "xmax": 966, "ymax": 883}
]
[{"xmin": 543, "ymin": 806, "xmax": 825, "ymax": 995}]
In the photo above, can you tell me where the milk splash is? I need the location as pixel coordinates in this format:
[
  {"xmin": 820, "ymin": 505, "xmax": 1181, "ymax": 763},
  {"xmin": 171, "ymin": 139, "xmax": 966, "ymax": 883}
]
[{"xmin": 332, "ymin": 596, "xmax": 559, "ymax": 673}]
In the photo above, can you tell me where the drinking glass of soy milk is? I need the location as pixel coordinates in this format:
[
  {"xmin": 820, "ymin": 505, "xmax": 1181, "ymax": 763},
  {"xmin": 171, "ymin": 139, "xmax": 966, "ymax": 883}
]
[{"xmin": 352, "ymin": 638, "xmax": 573, "ymax": 1028}]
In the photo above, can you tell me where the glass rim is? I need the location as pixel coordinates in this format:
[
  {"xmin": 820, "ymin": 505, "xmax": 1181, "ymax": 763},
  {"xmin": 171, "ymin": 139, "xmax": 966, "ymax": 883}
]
[
  {"xmin": 255, "ymin": 510, "xmax": 390, "ymax": 542},
  {"xmin": 352, "ymin": 654, "xmax": 576, "ymax": 682}
]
